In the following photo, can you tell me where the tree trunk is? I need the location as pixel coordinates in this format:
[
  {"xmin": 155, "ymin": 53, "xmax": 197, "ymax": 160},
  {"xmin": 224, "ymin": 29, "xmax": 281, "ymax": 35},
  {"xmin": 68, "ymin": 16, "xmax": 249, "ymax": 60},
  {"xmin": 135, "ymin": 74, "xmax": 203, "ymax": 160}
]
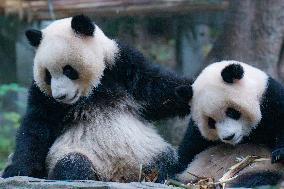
[{"xmin": 205, "ymin": 0, "xmax": 284, "ymax": 81}]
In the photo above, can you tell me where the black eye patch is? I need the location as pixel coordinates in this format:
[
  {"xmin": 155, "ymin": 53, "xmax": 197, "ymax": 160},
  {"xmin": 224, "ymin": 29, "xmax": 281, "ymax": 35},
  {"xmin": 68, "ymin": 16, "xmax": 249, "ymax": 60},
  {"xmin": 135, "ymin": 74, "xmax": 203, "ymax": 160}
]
[
  {"xmin": 226, "ymin": 107, "xmax": 241, "ymax": 120},
  {"xmin": 45, "ymin": 69, "xmax": 51, "ymax": 85},
  {"xmin": 208, "ymin": 117, "xmax": 216, "ymax": 129},
  {"xmin": 63, "ymin": 65, "xmax": 79, "ymax": 80}
]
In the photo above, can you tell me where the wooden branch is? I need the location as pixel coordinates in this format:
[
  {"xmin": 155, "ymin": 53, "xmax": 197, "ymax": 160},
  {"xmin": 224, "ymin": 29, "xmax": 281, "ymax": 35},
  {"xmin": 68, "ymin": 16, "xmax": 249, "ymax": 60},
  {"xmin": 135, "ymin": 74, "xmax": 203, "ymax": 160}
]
[{"xmin": 1, "ymin": 0, "xmax": 229, "ymax": 20}]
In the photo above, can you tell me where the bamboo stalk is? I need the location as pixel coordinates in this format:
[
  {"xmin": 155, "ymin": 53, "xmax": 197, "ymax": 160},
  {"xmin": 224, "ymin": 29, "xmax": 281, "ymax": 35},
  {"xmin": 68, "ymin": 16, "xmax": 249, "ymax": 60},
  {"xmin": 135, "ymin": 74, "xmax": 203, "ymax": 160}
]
[
  {"xmin": 166, "ymin": 179, "xmax": 194, "ymax": 189},
  {"xmin": 219, "ymin": 155, "xmax": 260, "ymax": 183}
]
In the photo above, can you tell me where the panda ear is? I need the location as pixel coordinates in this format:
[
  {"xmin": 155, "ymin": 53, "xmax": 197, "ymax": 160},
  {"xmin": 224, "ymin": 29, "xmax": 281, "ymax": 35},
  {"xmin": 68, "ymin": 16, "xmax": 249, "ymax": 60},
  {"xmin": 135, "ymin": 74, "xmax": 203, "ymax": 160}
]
[
  {"xmin": 25, "ymin": 29, "xmax": 42, "ymax": 47},
  {"xmin": 71, "ymin": 15, "xmax": 95, "ymax": 36},
  {"xmin": 175, "ymin": 85, "xmax": 193, "ymax": 103},
  {"xmin": 221, "ymin": 64, "xmax": 244, "ymax": 84}
]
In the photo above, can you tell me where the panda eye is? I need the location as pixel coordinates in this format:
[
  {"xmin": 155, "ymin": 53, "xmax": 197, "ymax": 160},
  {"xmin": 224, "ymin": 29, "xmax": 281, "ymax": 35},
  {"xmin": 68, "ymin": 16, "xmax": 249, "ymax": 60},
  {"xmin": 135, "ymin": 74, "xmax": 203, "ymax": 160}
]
[
  {"xmin": 208, "ymin": 117, "xmax": 216, "ymax": 129},
  {"xmin": 45, "ymin": 69, "xmax": 51, "ymax": 85},
  {"xmin": 226, "ymin": 107, "xmax": 241, "ymax": 120},
  {"xmin": 63, "ymin": 65, "xmax": 79, "ymax": 80}
]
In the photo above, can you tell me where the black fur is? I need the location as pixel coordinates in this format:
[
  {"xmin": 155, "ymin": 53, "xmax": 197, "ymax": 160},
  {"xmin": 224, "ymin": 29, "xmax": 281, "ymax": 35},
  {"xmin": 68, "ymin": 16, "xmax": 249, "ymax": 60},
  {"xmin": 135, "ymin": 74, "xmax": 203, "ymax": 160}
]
[
  {"xmin": 175, "ymin": 85, "xmax": 193, "ymax": 104},
  {"xmin": 25, "ymin": 29, "xmax": 42, "ymax": 47},
  {"xmin": 45, "ymin": 69, "xmax": 51, "ymax": 85},
  {"xmin": 226, "ymin": 107, "xmax": 241, "ymax": 120},
  {"xmin": 177, "ymin": 119, "xmax": 217, "ymax": 173},
  {"xmin": 49, "ymin": 153, "xmax": 98, "ymax": 180},
  {"xmin": 259, "ymin": 77, "xmax": 284, "ymax": 164},
  {"xmin": 105, "ymin": 41, "xmax": 191, "ymax": 121},
  {"xmin": 71, "ymin": 15, "xmax": 95, "ymax": 36},
  {"xmin": 208, "ymin": 117, "xmax": 216, "ymax": 129},
  {"xmin": 177, "ymin": 77, "xmax": 284, "ymax": 174},
  {"xmin": 227, "ymin": 171, "xmax": 283, "ymax": 188},
  {"xmin": 63, "ymin": 65, "xmax": 79, "ymax": 80},
  {"xmin": 2, "ymin": 84, "xmax": 67, "ymax": 178},
  {"xmin": 144, "ymin": 147, "xmax": 178, "ymax": 183},
  {"xmin": 2, "ymin": 41, "xmax": 191, "ymax": 180},
  {"xmin": 221, "ymin": 63, "xmax": 244, "ymax": 83}
]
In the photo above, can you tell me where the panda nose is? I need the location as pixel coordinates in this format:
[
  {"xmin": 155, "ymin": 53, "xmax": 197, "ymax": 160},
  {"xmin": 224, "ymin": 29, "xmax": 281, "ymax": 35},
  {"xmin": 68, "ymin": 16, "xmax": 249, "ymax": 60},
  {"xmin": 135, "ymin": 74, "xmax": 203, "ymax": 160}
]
[
  {"xmin": 223, "ymin": 134, "xmax": 235, "ymax": 141},
  {"xmin": 54, "ymin": 94, "xmax": 67, "ymax": 100}
]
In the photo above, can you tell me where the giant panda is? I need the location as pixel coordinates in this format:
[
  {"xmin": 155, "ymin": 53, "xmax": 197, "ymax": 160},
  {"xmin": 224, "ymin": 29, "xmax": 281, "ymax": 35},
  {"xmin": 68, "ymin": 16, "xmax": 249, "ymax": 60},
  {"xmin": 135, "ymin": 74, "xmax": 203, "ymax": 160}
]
[
  {"xmin": 2, "ymin": 15, "xmax": 192, "ymax": 182},
  {"xmin": 176, "ymin": 60, "xmax": 284, "ymax": 186}
]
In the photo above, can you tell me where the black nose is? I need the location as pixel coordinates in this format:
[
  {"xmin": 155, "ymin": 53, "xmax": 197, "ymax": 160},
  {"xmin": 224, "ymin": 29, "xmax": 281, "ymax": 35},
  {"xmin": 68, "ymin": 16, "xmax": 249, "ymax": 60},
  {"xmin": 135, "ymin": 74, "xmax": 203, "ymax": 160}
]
[
  {"xmin": 55, "ymin": 94, "xmax": 67, "ymax": 100},
  {"xmin": 223, "ymin": 134, "xmax": 235, "ymax": 141}
]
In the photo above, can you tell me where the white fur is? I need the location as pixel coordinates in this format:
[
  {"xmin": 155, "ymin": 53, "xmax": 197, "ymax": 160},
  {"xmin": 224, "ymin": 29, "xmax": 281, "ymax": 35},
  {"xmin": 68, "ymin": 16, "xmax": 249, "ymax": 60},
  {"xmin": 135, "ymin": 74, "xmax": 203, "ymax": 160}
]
[
  {"xmin": 191, "ymin": 61, "xmax": 268, "ymax": 143},
  {"xmin": 51, "ymin": 76, "xmax": 81, "ymax": 104},
  {"xmin": 33, "ymin": 18, "xmax": 118, "ymax": 104},
  {"xmin": 216, "ymin": 119, "xmax": 244, "ymax": 144},
  {"xmin": 177, "ymin": 144, "xmax": 284, "ymax": 184},
  {"xmin": 46, "ymin": 100, "xmax": 173, "ymax": 182}
]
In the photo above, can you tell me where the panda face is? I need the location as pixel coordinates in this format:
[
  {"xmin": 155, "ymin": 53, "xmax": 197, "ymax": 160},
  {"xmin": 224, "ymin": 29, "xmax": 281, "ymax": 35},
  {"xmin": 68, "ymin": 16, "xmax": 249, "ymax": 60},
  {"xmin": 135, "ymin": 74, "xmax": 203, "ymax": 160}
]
[
  {"xmin": 26, "ymin": 15, "xmax": 118, "ymax": 104},
  {"xmin": 202, "ymin": 105, "xmax": 251, "ymax": 145},
  {"xmin": 191, "ymin": 61, "xmax": 268, "ymax": 145}
]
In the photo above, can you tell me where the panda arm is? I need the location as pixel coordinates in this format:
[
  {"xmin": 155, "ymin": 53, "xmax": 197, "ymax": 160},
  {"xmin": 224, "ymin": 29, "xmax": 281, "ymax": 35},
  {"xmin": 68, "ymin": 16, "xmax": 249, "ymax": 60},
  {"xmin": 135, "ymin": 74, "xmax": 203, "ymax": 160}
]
[
  {"xmin": 114, "ymin": 42, "xmax": 192, "ymax": 121},
  {"xmin": 271, "ymin": 114, "xmax": 284, "ymax": 163},
  {"xmin": 136, "ymin": 66, "xmax": 191, "ymax": 121},
  {"xmin": 260, "ymin": 78, "xmax": 284, "ymax": 163},
  {"xmin": 129, "ymin": 61, "xmax": 192, "ymax": 121},
  {"xmin": 2, "ymin": 83, "xmax": 64, "ymax": 178},
  {"xmin": 177, "ymin": 119, "xmax": 215, "ymax": 173},
  {"xmin": 272, "ymin": 137, "xmax": 284, "ymax": 163}
]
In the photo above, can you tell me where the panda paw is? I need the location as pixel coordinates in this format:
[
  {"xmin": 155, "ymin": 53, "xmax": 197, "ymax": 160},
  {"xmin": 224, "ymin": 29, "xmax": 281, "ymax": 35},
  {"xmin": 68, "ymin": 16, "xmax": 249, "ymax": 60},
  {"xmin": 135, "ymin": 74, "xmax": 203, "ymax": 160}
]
[
  {"xmin": 175, "ymin": 85, "xmax": 193, "ymax": 103},
  {"xmin": 2, "ymin": 164, "xmax": 30, "ymax": 178},
  {"xmin": 2, "ymin": 163, "xmax": 44, "ymax": 178},
  {"xmin": 271, "ymin": 147, "xmax": 284, "ymax": 164}
]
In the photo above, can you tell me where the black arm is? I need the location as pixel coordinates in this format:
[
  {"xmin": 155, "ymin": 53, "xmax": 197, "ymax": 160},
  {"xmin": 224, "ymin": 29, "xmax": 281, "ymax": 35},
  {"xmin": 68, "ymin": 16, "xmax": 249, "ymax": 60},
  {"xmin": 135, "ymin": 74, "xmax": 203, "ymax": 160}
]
[
  {"xmin": 271, "ymin": 113, "xmax": 284, "ymax": 163},
  {"xmin": 177, "ymin": 119, "xmax": 215, "ymax": 173},
  {"xmin": 259, "ymin": 77, "xmax": 284, "ymax": 164},
  {"xmin": 272, "ymin": 135, "xmax": 284, "ymax": 164},
  {"xmin": 2, "ymin": 83, "xmax": 66, "ymax": 178},
  {"xmin": 132, "ymin": 64, "xmax": 192, "ymax": 121},
  {"xmin": 258, "ymin": 77, "xmax": 284, "ymax": 163},
  {"xmin": 112, "ymin": 42, "xmax": 192, "ymax": 121},
  {"xmin": 272, "ymin": 92, "xmax": 284, "ymax": 164}
]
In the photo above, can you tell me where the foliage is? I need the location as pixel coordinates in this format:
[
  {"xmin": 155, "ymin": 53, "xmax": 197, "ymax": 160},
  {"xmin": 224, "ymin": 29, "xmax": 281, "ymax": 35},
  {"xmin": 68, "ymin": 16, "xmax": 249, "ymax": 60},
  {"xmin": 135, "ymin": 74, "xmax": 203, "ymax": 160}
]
[
  {"xmin": 136, "ymin": 39, "xmax": 175, "ymax": 65},
  {"xmin": 0, "ymin": 83, "xmax": 26, "ymax": 170},
  {"xmin": 0, "ymin": 83, "xmax": 25, "ymax": 96},
  {"xmin": 98, "ymin": 17, "xmax": 176, "ymax": 66}
]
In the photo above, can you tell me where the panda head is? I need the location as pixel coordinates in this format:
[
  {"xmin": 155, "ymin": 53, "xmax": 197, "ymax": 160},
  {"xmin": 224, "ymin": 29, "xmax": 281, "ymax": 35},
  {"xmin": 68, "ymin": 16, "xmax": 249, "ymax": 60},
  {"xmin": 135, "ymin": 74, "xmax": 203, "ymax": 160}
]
[
  {"xmin": 191, "ymin": 61, "xmax": 268, "ymax": 145},
  {"xmin": 26, "ymin": 15, "xmax": 118, "ymax": 104}
]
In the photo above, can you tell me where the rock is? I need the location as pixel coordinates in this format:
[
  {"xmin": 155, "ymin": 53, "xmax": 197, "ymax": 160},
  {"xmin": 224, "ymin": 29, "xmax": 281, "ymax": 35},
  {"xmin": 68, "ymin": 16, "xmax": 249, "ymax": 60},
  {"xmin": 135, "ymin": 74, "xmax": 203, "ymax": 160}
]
[{"xmin": 0, "ymin": 176, "xmax": 180, "ymax": 189}]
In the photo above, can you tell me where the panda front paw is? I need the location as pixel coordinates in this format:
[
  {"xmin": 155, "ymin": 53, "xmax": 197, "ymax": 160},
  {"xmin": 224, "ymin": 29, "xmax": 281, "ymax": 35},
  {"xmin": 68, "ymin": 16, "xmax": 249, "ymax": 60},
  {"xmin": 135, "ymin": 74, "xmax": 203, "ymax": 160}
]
[
  {"xmin": 2, "ymin": 164, "xmax": 30, "ymax": 178},
  {"xmin": 2, "ymin": 163, "xmax": 44, "ymax": 178},
  {"xmin": 175, "ymin": 85, "xmax": 193, "ymax": 103},
  {"xmin": 271, "ymin": 147, "xmax": 284, "ymax": 164}
]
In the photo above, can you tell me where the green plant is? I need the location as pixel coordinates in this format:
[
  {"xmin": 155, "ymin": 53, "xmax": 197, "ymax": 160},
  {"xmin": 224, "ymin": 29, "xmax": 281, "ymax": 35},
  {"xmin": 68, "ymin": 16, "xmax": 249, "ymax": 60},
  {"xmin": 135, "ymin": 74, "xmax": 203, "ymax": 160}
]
[
  {"xmin": 0, "ymin": 83, "xmax": 25, "ymax": 96},
  {"xmin": 0, "ymin": 83, "xmax": 26, "ymax": 170}
]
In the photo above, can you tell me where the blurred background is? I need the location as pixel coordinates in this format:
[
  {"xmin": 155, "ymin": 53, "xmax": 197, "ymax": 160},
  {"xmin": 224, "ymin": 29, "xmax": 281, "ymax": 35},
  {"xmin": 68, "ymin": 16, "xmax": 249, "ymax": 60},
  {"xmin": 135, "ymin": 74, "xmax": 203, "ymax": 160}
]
[{"xmin": 0, "ymin": 0, "xmax": 284, "ymax": 169}]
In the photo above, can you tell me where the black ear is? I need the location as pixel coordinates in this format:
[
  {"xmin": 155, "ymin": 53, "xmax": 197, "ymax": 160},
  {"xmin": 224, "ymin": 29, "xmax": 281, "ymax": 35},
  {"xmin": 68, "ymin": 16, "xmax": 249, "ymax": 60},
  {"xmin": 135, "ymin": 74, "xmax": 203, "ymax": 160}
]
[
  {"xmin": 71, "ymin": 15, "xmax": 95, "ymax": 36},
  {"xmin": 25, "ymin": 29, "xmax": 42, "ymax": 47},
  {"xmin": 221, "ymin": 64, "xmax": 244, "ymax": 84},
  {"xmin": 175, "ymin": 85, "xmax": 193, "ymax": 103}
]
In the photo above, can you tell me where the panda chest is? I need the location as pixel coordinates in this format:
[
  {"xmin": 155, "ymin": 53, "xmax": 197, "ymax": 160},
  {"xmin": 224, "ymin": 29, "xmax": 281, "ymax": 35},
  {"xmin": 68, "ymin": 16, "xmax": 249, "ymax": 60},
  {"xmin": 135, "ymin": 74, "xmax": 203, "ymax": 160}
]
[{"xmin": 47, "ymin": 110, "xmax": 168, "ymax": 181}]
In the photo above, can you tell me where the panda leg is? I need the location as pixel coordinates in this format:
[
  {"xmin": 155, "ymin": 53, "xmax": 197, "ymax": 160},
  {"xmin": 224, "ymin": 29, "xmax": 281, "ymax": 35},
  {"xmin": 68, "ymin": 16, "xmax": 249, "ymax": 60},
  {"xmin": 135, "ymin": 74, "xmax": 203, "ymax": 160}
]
[
  {"xmin": 227, "ymin": 171, "xmax": 283, "ymax": 188},
  {"xmin": 143, "ymin": 147, "xmax": 179, "ymax": 183},
  {"xmin": 48, "ymin": 152, "xmax": 98, "ymax": 180}
]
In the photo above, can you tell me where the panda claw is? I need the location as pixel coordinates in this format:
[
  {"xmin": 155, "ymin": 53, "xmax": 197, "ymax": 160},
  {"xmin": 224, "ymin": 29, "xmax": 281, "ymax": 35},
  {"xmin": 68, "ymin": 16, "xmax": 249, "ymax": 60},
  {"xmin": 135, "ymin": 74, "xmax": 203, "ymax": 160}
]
[{"xmin": 271, "ymin": 147, "xmax": 284, "ymax": 164}]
